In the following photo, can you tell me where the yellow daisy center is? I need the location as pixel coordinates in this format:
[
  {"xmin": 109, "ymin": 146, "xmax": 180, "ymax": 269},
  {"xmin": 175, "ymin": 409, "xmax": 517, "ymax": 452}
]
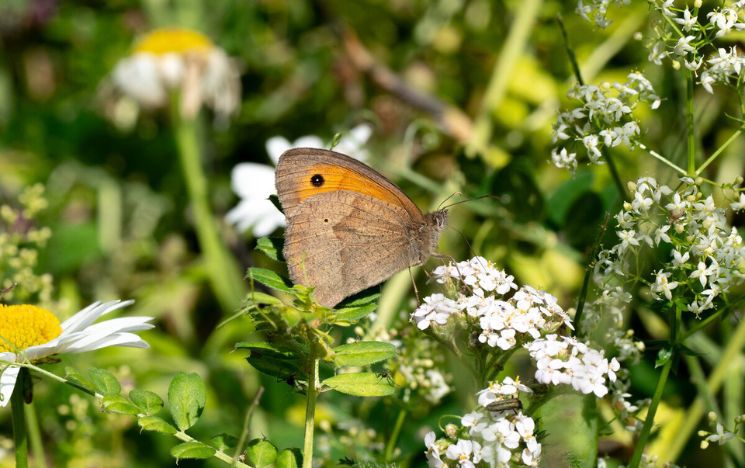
[
  {"xmin": 134, "ymin": 28, "xmax": 214, "ymax": 55},
  {"xmin": 0, "ymin": 304, "xmax": 62, "ymax": 353}
]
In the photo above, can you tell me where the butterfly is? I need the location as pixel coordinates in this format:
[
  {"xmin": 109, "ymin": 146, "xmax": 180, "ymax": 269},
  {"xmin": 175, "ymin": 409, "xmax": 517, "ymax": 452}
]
[{"xmin": 275, "ymin": 148, "xmax": 447, "ymax": 307}]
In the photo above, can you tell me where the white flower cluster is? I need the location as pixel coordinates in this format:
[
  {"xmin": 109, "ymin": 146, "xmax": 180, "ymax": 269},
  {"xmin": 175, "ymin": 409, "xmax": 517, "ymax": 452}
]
[
  {"xmin": 551, "ymin": 72, "xmax": 660, "ymax": 171},
  {"xmin": 599, "ymin": 177, "xmax": 745, "ymax": 316},
  {"xmin": 645, "ymin": 1, "xmax": 745, "ymax": 93},
  {"xmin": 576, "ymin": 0, "xmax": 630, "ymax": 28},
  {"xmin": 413, "ymin": 257, "xmax": 573, "ymax": 351},
  {"xmin": 526, "ymin": 334, "xmax": 620, "ymax": 397},
  {"xmin": 424, "ymin": 378, "xmax": 541, "ymax": 467}
]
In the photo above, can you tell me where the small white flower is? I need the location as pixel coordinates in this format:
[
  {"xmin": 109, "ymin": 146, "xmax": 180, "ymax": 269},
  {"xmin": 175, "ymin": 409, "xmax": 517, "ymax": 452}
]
[
  {"xmin": 671, "ymin": 249, "xmax": 690, "ymax": 267},
  {"xmin": 674, "ymin": 8, "xmax": 698, "ymax": 32},
  {"xmin": 730, "ymin": 193, "xmax": 745, "ymax": 211},
  {"xmin": 0, "ymin": 301, "xmax": 153, "ymax": 406},
  {"xmin": 411, "ymin": 294, "xmax": 461, "ymax": 330},
  {"xmin": 445, "ymin": 439, "xmax": 482, "ymax": 467},
  {"xmin": 652, "ymin": 270, "xmax": 679, "ymax": 300},
  {"xmin": 551, "ymin": 147, "xmax": 578, "ymax": 171},
  {"xmin": 673, "ymin": 36, "xmax": 696, "ymax": 57}
]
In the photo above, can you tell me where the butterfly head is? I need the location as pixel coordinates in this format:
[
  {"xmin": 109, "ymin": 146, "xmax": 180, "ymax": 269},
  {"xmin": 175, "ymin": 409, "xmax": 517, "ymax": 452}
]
[{"xmin": 428, "ymin": 209, "xmax": 448, "ymax": 231}]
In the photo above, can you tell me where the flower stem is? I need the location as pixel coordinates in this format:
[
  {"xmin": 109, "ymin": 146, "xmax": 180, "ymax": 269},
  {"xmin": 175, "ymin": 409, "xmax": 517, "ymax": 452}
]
[
  {"xmin": 628, "ymin": 355, "xmax": 673, "ymax": 467},
  {"xmin": 170, "ymin": 104, "xmax": 246, "ymax": 313},
  {"xmin": 11, "ymin": 368, "xmax": 29, "ymax": 468},
  {"xmin": 384, "ymin": 409, "xmax": 407, "ymax": 462},
  {"xmin": 695, "ymin": 126, "xmax": 744, "ymax": 176},
  {"xmin": 601, "ymin": 147, "xmax": 628, "ymax": 201},
  {"xmin": 302, "ymin": 358, "xmax": 320, "ymax": 468},
  {"xmin": 25, "ymin": 401, "xmax": 48, "ymax": 468},
  {"xmin": 686, "ymin": 71, "xmax": 696, "ymax": 176}
]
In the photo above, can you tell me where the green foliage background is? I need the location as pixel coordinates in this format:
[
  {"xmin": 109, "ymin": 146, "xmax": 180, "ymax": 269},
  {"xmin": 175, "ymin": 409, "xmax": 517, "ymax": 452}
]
[{"xmin": 0, "ymin": 0, "xmax": 743, "ymax": 466}]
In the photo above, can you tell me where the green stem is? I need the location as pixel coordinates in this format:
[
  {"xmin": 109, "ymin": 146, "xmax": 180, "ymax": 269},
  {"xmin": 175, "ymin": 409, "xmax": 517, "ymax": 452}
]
[
  {"xmin": 171, "ymin": 103, "xmax": 246, "ymax": 313},
  {"xmin": 601, "ymin": 147, "xmax": 628, "ymax": 201},
  {"xmin": 695, "ymin": 127, "xmax": 744, "ymax": 176},
  {"xmin": 173, "ymin": 430, "xmax": 252, "ymax": 468},
  {"xmin": 628, "ymin": 355, "xmax": 673, "ymax": 467},
  {"xmin": 384, "ymin": 409, "xmax": 407, "ymax": 462},
  {"xmin": 662, "ymin": 309, "xmax": 745, "ymax": 463},
  {"xmin": 25, "ymin": 401, "xmax": 48, "ymax": 468},
  {"xmin": 11, "ymin": 369, "xmax": 29, "ymax": 468},
  {"xmin": 686, "ymin": 71, "xmax": 696, "ymax": 176},
  {"xmin": 302, "ymin": 358, "xmax": 320, "ymax": 468}
]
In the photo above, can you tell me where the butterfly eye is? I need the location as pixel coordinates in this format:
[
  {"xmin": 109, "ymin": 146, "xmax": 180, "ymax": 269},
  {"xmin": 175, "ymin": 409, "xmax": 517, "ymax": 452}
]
[{"xmin": 310, "ymin": 174, "xmax": 324, "ymax": 187}]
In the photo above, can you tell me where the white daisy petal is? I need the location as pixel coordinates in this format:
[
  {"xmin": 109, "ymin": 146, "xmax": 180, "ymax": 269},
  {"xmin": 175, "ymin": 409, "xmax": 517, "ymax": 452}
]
[
  {"xmin": 0, "ymin": 365, "xmax": 20, "ymax": 408},
  {"xmin": 265, "ymin": 136, "xmax": 292, "ymax": 163},
  {"xmin": 230, "ymin": 163, "xmax": 276, "ymax": 199},
  {"xmin": 60, "ymin": 300, "xmax": 134, "ymax": 334},
  {"xmin": 65, "ymin": 332, "xmax": 151, "ymax": 353}
]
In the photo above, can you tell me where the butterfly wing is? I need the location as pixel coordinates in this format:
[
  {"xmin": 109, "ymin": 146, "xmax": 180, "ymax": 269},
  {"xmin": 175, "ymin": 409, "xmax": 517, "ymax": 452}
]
[
  {"xmin": 275, "ymin": 148, "xmax": 424, "ymax": 220},
  {"xmin": 283, "ymin": 190, "xmax": 415, "ymax": 307}
]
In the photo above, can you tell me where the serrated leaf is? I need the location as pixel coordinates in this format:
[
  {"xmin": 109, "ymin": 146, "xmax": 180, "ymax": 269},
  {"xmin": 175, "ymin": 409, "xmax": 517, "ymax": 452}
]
[
  {"xmin": 655, "ymin": 348, "xmax": 673, "ymax": 367},
  {"xmin": 138, "ymin": 415, "xmax": 177, "ymax": 434},
  {"xmin": 333, "ymin": 341, "xmax": 395, "ymax": 367},
  {"xmin": 102, "ymin": 394, "xmax": 141, "ymax": 414},
  {"xmin": 247, "ymin": 267, "xmax": 294, "ymax": 293},
  {"xmin": 171, "ymin": 441, "xmax": 216, "ymax": 460},
  {"xmin": 245, "ymin": 439, "xmax": 278, "ymax": 467},
  {"xmin": 168, "ymin": 372, "xmax": 206, "ymax": 431},
  {"xmin": 322, "ymin": 372, "xmax": 395, "ymax": 397},
  {"xmin": 88, "ymin": 368, "xmax": 121, "ymax": 396},
  {"xmin": 129, "ymin": 389, "xmax": 163, "ymax": 416},
  {"xmin": 276, "ymin": 449, "xmax": 300, "ymax": 468}
]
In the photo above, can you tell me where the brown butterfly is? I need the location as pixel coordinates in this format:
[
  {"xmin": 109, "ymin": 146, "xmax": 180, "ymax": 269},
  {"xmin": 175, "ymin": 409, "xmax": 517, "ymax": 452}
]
[{"xmin": 275, "ymin": 148, "xmax": 447, "ymax": 307}]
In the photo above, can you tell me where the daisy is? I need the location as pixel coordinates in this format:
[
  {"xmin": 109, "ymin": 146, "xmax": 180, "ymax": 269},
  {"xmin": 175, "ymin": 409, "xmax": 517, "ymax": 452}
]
[
  {"xmin": 0, "ymin": 300, "xmax": 154, "ymax": 406},
  {"xmin": 111, "ymin": 28, "xmax": 240, "ymax": 120}
]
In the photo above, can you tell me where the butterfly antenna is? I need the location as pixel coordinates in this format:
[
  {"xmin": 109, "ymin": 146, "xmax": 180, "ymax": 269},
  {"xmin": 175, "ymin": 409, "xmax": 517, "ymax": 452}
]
[
  {"xmin": 437, "ymin": 192, "xmax": 463, "ymax": 211},
  {"xmin": 440, "ymin": 193, "xmax": 503, "ymax": 211}
]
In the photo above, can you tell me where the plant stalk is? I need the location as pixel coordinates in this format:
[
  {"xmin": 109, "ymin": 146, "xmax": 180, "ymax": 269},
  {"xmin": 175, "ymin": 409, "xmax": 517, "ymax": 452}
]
[
  {"xmin": 628, "ymin": 355, "xmax": 673, "ymax": 467},
  {"xmin": 171, "ymin": 102, "xmax": 246, "ymax": 313},
  {"xmin": 384, "ymin": 409, "xmax": 407, "ymax": 462},
  {"xmin": 11, "ymin": 368, "xmax": 29, "ymax": 468},
  {"xmin": 303, "ymin": 358, "xmax": 320, "ymax": 468},
  {"xmin": 686, "ymin": 71, "xmax": 696, "ymax": 176},
  {"xmin": 25, "ymin": 401, "xmax": 48, "ymax": 468}
]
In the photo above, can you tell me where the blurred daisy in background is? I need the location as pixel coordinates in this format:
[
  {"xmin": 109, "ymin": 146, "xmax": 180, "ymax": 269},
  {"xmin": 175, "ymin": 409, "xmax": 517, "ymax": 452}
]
[
  {"xmin": 110, "ymin": 27, "xmax": 240, "ymax": 121},
  {"xmin": 226, "ymin": 124, "xmax": 373, "ymax": 237},
  {"xmin": 0, "ymin": 300, "xmax": 154, "ymax": 406}
]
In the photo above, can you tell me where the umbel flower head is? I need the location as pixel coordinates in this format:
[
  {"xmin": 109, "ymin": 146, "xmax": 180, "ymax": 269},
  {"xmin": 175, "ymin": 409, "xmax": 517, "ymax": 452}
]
[
  {"xmin": 0, "ymin": 300, "xmax": 154, "ymax": 406},
  {"xmin": 111, "ymin": 28, "xmax": 240, "ymax": 119}
]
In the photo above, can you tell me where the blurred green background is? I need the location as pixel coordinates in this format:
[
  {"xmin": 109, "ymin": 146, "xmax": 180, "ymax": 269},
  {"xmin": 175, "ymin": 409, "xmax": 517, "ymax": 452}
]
[{"xmin": 1, "ymin": 0, "xmax": 743, "ymax": 466}]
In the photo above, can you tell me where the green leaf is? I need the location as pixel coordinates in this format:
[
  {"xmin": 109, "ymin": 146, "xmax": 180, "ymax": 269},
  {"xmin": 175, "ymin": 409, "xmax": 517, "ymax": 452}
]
[
  {"xmin": 171, "ymin": 441, "xmax": 216, "ymax": 460},
  {"xmin": 137, "ymin": 416, "xmax": 177, "ymax": 434},
  {"xmin": 322, "ymin": 372, "xmax": 395, "ymax": 397},
  {"xmin": 655, "ymin": 348, "xmax": 673, "ymax": 367},
  {"xmin": 547, "ymin": 169, "xmax": 594, "ymax": 226},
  {"xmin": 102, "ymin": 394, "xmax": 141, "ymax": 414},
  {"xmin": 88, "ymin": 368, "xmax": 121, "ymax": 396},
  {"xmin": 255, "ymin": 237, "xmax": 285, "ymax": 262},
  {"xmin": 129, "ymin": 389, "xmax": 164, "ymax": 416},
  {"xmin": 268, "ymin": 194, "xmax": 284, "ymax": 215},
  {"xmin": 245, "ymin": 439, "xmax": 278, "ymax": 467},
  {"xmin": 536, "ymin": 392, "xmax": 598, "ymax": 467},
  {"xmin": 168, "ymin": 372, "xmax": 206, "ymax": 431},
  {"xmin": 333, "ymin": 341, "xmax": 395, "ymax": 367},
  {"xmin": 64, "ymin": 367, "xmax": 93, "ymax": 392},
  {"xmin": 247, "ymin": 267, "xmax": 294, "ymax": 293},
  {"xmin": 334, "ymin": 301, "xmax": 378, "ymax": 323},
  {"xmin": 210, "ymin": 433, "xmax": 238, "ymax": 451},
  {"xmin": 276, "ymin": 448, "xmax": 300, "ymax": 468},
  {"xmin": 237, "ymin": 341, "xmax": 306, "ymax": 382}
]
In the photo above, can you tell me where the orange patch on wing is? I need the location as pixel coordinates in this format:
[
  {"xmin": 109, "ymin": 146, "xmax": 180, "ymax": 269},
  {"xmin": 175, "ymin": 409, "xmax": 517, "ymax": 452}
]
[{"xmin": 296, "ymin": 164, "xmax": 404, "ymax": 208}]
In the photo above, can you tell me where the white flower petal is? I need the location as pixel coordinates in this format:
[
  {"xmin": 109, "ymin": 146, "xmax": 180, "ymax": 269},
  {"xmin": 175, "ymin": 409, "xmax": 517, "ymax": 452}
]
[
  {"xmin": 266, "ymin": 137, "xmax": 291, "ymax": 163},
  {"xmin": 63, "ymin": 332, "xmax": 151, "ymax": 353},
  {"xmin": 60, "ymin": 300, "xmax": 134, "ymax": 334},
  {"xmin": 230, "ymin": 163, "xmax": 276, "ymax": 199},
  {"xmin": 0, "ymin": 365, "xmax": 20, "ymax": 408},
  {"xmin": 294, "ymin": 136, "xmax": 324, "ymax": 148}
]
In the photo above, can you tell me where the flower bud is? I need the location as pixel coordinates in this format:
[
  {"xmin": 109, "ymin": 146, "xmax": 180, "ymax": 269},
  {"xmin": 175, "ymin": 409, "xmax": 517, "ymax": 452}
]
[{"xmin": 694, "ymin": 0, "xmax": 702, "ymax": 8}]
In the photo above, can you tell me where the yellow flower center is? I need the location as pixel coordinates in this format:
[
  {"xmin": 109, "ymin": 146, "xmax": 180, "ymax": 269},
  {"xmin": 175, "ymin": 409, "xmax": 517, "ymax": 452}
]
[
  {"xmin": 134, "ymin": 28, "xmax": 214, "ymax": 55},
  {"xmin": 0, "ymin": 304, "xmax": 62, "ymax": 353}
]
